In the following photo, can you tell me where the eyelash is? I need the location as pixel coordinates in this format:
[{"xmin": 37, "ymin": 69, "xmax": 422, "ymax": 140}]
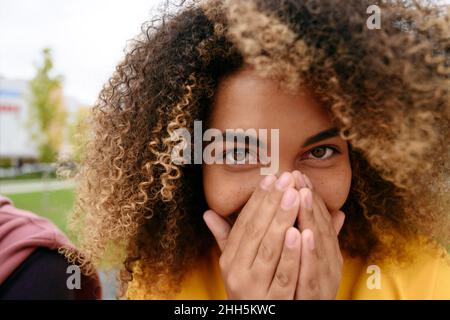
[
  {"xmin": 302, "ymin": 145, "xmax": 341, "ymax": 161},
  {"xmin": 222, "ymin": 147, "xmax": 258, "ymax": 165}
]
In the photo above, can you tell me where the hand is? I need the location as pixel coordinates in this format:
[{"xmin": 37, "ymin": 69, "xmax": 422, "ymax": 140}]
[
  {"xmin": 203, "ymin": 172, "xmax": 303, "ymax": 299},
  {"xmin": 293, "ymin": 172, "xmax": 345, "ymax": 300}
]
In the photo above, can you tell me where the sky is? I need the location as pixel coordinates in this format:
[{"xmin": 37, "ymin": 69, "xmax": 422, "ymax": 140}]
[
  {"xmin": 0, "ymin": 0, "xmax": 164, "ymax": 106},
  {"xmin": 1, "ymin": 0, "xmax": 449, "ymax": 106}
]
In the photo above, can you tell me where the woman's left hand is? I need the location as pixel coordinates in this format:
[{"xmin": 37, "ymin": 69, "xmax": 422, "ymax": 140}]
[{"xmin": 293, "ymin": 172, "xmax": 345, "ymax": 300}]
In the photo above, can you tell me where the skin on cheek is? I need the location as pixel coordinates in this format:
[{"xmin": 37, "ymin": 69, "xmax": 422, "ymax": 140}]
[
  {"xmin": 307, "ymin": 165, "xmax": 352, "ymax": 213},
  {"xmin": 202, "ymin": 168, "xmax": 256, "ymax": 219}
]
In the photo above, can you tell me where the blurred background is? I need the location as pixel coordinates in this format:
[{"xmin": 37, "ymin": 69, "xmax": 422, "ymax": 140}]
[
  {"xmin": 1, "ymin": 0, "xmax": 449, "ymax": 299},
  {"xmin": 0, "ymin": 0, "xmax": 166, "ymax": 299}
]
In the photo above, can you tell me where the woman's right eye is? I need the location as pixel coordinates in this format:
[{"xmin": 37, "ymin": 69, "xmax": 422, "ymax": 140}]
[{"xmin": 223, "ymin": 148, "xmax": 258, "ymax": 165}]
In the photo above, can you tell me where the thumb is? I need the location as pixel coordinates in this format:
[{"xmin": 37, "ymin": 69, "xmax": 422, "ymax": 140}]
[
  {"xmin": 203, "ymin": 209, "xmax": 231, "ymax": 252},
  {"xmin": 330, "ymin": 210, "xmax": 346, "ymax": 235}
]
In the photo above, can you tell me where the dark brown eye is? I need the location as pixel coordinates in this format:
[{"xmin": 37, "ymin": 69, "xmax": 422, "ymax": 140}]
[
  {"xmin": 305, "ymin": 145, "xmax": 339, "ymax": 160},
  {"xmin": 224, "ymin": 148, "xmax": 258, "ymax": 165},
  {"xmin": 233, "ymin": 150, "xmax": 246, "ymax": 162},
  {"xmin": 311, "ymin": 146, "xmax": 327, "ymax": 158}
]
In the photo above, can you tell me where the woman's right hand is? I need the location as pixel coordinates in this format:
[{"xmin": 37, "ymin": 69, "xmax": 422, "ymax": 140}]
[{"xmin": 203, "ymin": 172, "xmax": 303, "ymax": 299}]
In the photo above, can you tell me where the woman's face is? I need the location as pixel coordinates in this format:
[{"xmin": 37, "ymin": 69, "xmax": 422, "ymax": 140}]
[{"xmin": 202, "ymin": 67, "xmax": 352, "ymax": 222}]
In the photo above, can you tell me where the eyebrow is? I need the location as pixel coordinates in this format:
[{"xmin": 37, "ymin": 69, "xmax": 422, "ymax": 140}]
[{"xmin": 301, "ymin": 127, "xmax": 339, "ymax": 147}]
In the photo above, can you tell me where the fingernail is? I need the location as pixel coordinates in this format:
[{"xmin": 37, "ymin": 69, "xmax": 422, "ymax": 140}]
[
  {"xmin": 260, "ymin": 174, "xmax": 276, "ymax": 190},
  {"xmin": 203, "ymin": 210, "xmax": 211, "ymax": 220},
  {"xmin": 203, "ymin": 211, "xmax": 212, "ymax": 229},
  {"xmin": 300, "ymin": 188, "xmax": 312, "ymax": 210},
  {"xmin": 281, "ymin": 188, "xmax": 298, "ymax": 210},
  {"xmin": 303, "ymin": 174, "xmax": 313, "ymax": 189},
  {"xmin": 285, "ymin": 228, "xmax": 298, "ymax": 248},
  {"xmin": 276, "ymin": 172, "xmax": 291, "ymax": 190}
]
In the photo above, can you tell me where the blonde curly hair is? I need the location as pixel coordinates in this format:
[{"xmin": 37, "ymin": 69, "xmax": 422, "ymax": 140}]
[{"xmin": 62, "ymin": 0, "xmax": 450, "ymax": 299}]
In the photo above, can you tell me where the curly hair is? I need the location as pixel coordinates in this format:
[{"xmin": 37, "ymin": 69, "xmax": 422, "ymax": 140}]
[{"xmin": 62, "ymin": 0, "xmax": 450, "ymax": 299}]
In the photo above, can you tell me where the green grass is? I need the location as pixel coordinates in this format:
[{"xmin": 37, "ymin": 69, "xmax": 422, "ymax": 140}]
[
  {"xmin": 4, "ymin": 189, "xmax": 74, "ymax": 234},
  {"xmin": 0, "ymin": 171, "xmax": 57, "ymax": 181}
]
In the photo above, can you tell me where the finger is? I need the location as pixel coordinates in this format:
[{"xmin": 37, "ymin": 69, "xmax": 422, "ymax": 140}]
[
  {"xmin": 234, "ymin": 172, "xmax": 295, "ymax": 268},
  {"xmin": 292, "ymin": 170, "xmax": 306, "ymax": 190},
  {"xmin": 302, "ymin": 173, "xmax": 314, "ymax": 190},
  {"xmin": 301, "ymin": 174, "xmax": 330, "ymax": 226},
  {"xmin": 297, "ymin": 184, "xmax": 331, "ymax": 237},
  {"xmin": 251, "ymin": 187, "xmax": 300, "ymax": 282},
  {"xmin": 297, "ymin": 187, "xmax": 314, "ymax": 232},
  {"xmin": 307, "ymin": 189, "xmax": 342, "ymax": 266},
  {"xmin": 296, "ymin": 229, "xmax": 320, "ymax": 300},
  {"xmin": 297, "ymin": 187, "xmax": 335, "ymax": 270},
  {"xmin": 330, "ymin": 210, "xmax": 346, "ymax": 235},
  {"xmin": 329, "ymin": 210, "xmax": 345, "ymax": 265},
  {"xmin": 203, "ymin": 209, "xmax": 231, "ymax": 252},
  {"xmin": 307, "ymin": 191, "xmax": 343, "ymax": 282},
  {"xmin": 221, "ymin": 174, "xmax": 276, "ymax": 266},
  {"xmin": 268, "ymin": 227, "xmax": 301, "ymax": 299},
  {"xmin": 308, "ymin": 191, "xmax": 343, "ymax": 269},
  {"xmin": 311, "ymin": 190, "xmax": 333, "ymax": 232}
]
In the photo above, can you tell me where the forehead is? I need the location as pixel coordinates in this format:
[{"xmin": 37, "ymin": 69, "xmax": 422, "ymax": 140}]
[{"xmin": 208, "ymin": 68, "xmax": 333, "ymax": 134}]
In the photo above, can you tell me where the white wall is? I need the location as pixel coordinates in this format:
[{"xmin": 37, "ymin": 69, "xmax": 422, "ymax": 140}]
[{"xmin": 0, "ymin": 77, "xmax": 38, "ymax": 159}]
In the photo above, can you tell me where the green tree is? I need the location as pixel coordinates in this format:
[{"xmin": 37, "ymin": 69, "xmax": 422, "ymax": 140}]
[
  {"xmin": 68, "ymin": 105, "xmax": 90, "ymax": 164},
  {"xmin": 28, "ymin": 48, "xmax": 67, "ymax": 163}
]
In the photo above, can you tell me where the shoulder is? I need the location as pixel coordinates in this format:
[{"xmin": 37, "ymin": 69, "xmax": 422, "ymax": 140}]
[
  {"xmin": 340, "ymin": 241, "xmax": 450, "ymax": 299},
  {"xmin": 0, "ymin": 195, "xmax": 102, "ymax": 299},
  {"xmin": 0, "ymin": 195, "xmax": 70, "ymax": 250},
  {"xmin": 0, "ymin": 195, "xmax": 71, "ymax": 284},
  {"xmin": 127, "ymin": 243, "xmax": 226, "ymax": 300},
  {"xmin": 0, "ymin": 247, "xmax": 76, "ymax": 299},
  {"xmin": 176, "ymin": 242, "xmax": 226, "ymax": 299}
]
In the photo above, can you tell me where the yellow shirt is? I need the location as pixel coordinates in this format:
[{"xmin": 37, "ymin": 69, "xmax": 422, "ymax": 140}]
[{"xmin": 171, "ymin": 242, "xmax": 450, "ymax": 300}]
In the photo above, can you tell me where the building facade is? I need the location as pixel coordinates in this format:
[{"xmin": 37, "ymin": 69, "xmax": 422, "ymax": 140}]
[{"xmin": 0, "ymin": 76, "xmax": 38, "ymax": 163}]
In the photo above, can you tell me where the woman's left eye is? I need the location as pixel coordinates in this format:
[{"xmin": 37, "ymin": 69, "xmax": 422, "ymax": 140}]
[{"xmin": 304, "ymin": 145, "xmax": 340, "ymax": 160}]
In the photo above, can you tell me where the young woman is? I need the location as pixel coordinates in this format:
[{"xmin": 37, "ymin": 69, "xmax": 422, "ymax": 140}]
[{"xmin": 64, "ymin": 0, "xmax": 450, "ymax": 299}]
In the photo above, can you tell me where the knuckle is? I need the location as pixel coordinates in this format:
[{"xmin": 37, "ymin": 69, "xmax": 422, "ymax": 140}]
[
  {"xmin": 274, "ymin": 270, "xmax": 290, "ymax": 288},
  {"xmin": 307, "ymin": 277, "xmax": 319, "ymax": 292},
  {"xmin": 244, "ymin": 221, "xmax": 261, "ymax": 238},
  {"xmin": 258, "ymin": 242, "xmax": 274, "ymax": 262}
]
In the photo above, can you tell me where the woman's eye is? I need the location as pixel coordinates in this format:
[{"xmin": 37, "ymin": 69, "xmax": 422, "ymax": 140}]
[
  {"xmin": 305, "ymin": 145, "xmax": 339, "ymax": 160},
  {"xmin": 224, "ymin": 148, "xmax": 257, "ymax": 165}
]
